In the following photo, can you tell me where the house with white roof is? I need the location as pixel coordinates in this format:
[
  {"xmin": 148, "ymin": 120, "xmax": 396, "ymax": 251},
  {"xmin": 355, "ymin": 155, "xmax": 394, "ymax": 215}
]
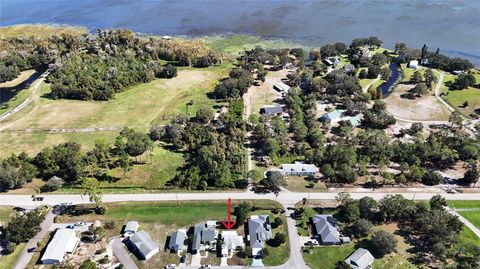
[
  {"xmin": 281, "ymin": 162, "xmax": 318, "ymax": 176},
  {"xmin": 124, "ymin": 220, "xmax": 139, "ymax": 236},
  {"xmin": 345, "ymin": 248, "xmax": 375, "ymax": 269},
  {"xmin": 126, "ymin": 230, "xmax": 159, "ymax": 260},
  {"xmin": 273, "ymin": 82, "xmax": 291, "ymax": 96},
  {"xmin": 409, "ymin": 60, "xmax": 419, "ymax": 69},
  {"xmin": 221, "ymin": 230, "xmax": 244, "ymax": 257},
  {"xmin": 41, "ymin": 228, "xmax": 80, "ymax": 264}
]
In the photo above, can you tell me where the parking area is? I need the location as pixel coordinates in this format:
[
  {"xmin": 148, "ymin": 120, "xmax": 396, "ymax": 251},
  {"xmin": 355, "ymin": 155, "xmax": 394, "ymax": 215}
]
[{"xmin": 48, "ymin": 222, "xmax": 92, "ymax": 232}]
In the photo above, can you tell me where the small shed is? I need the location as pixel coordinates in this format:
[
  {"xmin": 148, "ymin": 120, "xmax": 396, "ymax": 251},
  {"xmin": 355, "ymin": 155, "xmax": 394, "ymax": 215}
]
[
  {"xmin": 409, "ymin": 60, "xmax": 419, "ymax": 69},
  {"xmin": 124, "ymin": 221, "xmax": 139, "ymax": 235}
]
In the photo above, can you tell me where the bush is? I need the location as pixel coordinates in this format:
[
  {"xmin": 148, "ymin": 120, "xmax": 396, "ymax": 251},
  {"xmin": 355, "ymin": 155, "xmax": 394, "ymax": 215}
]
[
  {"xmin": 370, "ymin": 230, "xmax": 397, "ymax": 257},
  {"xmin": 273, "ymin": 217, "xmax": 283, "ymax": 229},
  {"xmin": 80, "ymin": 259, "xmax": 97, "ymax": 269},
  {"xmin": 104, "ymin": 220, "xmax": 115, "ymax": 229},
  {"xmin": 95, "ymin": 206, "xmax": 107, "ymax": 215},
  {"xmin": 41, "ymin": 176, "xmax": 64, "ymax": 192},
  {"xmin": 95, "ymin": 248, "xmax": 106, "ymax": 255},
  {"xmin": 422, "ymin": 170, "xmax": 443, "ymax": 185},
  {"xmin": 4, "ymin": 242, "xmax": 17, "ymax": 254}
]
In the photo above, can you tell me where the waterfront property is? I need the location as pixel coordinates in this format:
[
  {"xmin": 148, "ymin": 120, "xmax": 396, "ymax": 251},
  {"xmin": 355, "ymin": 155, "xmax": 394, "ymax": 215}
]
[
  {"xmin": 248, "ymin": 215, "xmax": 273, "ymax": 257},
  {"xmin": 126, "ymin": 230, "xmax": 159, "ymax": 260},
  {"xmin": 312, "ymin": 215, "xmax": 340, "ymax": 245},
  {"xmin": 281, "ymin": 162, "xmax": 318, "ymax": 176},
  {"xmin": 40, "ymin": 228, "xmax": 80, "ymax": 264},
  {"xmin": 344, "ymin": 248, "xmax": 375, "ymax": 269}
]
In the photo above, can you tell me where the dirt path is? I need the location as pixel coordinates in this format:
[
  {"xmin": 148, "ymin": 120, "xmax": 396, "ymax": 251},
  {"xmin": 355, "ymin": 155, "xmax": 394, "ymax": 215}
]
[
  {"xmin": 433, "ymin": 71, "xmax": 454, "ymax": 112},
  {"xmin": 362, "ymin": 76, "xmax": 380, "ymax": 93}
]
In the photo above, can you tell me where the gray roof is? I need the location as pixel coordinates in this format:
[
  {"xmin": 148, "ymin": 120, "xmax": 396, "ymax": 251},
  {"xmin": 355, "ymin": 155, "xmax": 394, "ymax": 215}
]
[
  {"xmin": 261, "ymin": 105, "xmax": 284, "ymax": 115},
  {"xmin": 129, "ymin": 231, "xmax": 159, "ymax": 258},
  {"xmin": 168, "ymin": 230, "xmax": 186, "ymax": 250},
  {"xmin": 248, "ymin": 215, "xmax": 272, "ymax": 248},
  {"xmin": 312, "ymin": 215, "xmax": 340, "ymax": 244},
  {"xmin": 281, "ymin": 163, "xmax": 317, "ymax": 173},
  {"xmin": 321, "ymin": 109, "xmax": 345, "ymax": 121},
  {"xmin": 192, "ymin": 223, "xmax": 216, "ymax": 252},
  {"xmin": 345, "ymin": 248, "xmax": 375, "ymax": 269},
  {"xmin": 273, "ymin": 82, "xmax": 291, "ymax": 93},
  {"xmin": 124, "ymin": 221, "xmax": 139, "ymax": 233},
  {"xmin": 41, "ymin": 228, "xmax": 79, "ymax": 263}
]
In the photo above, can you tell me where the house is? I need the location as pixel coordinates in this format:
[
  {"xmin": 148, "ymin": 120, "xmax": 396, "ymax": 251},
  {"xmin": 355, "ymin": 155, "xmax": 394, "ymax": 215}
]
[
  {"xmin": 281, "ymin": 162, "xmax": 318, "ymax": 176},
  {"xmin": 344, "ymin": 248, "xmax": 375, "ymax": 269},
  {"xmin": 320, "ymin": 109, "xmax": 346, "ymax": 123},
  {"xmin": 260, "ymin": 105, "xmax": 285, "ymax": 115},
  {"xmin": 248, "ymin": 215, "xmax": 272, "ymax": 257},
  {"xmin": 344, "ymin": 64, "xmax": 355, "ymax": 74},
  {"xmin": 359, "ymin": 48, "xmax": 371, "ymax": 58},
  {"xmin": 126, "ymin": 230, "xmax": 159, "ymax": 260},
  {"xmin": 41, "ymin": 228, "xmax": 80, "ymax": 264},
  {"xmin": 409, "ymin": 60, "xmax": 419, "ymax": 69},
  {"xmin": 168, "ymin": 229, "xmax": 187, "ymax": 252},
  {"xmin": 273, "ymin": 82, "xmax": 291, "ymax": 95},
  {"xmin": 192, "ymin": 222, "xmax": 217, "ymax": 254},
  {"xmin": 221, "ymin": 230, "xmax": 244, "ymax": 257},
  {"xmin": 124, "ymin": 221, "xmax": 139, "ymax": 236},
  {"xmin": 312, "ymin": 215, "xmax": 340, "ymax": 245},
  {"xmin": 323, "ymin": 57, "xmax": 341, "ymax": 67}
]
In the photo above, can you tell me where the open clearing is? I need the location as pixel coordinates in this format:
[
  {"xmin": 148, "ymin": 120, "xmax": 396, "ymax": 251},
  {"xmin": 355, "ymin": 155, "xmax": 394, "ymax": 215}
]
[
  {"xmin": 248, "ymin": 69, "xmax": 288, "ymax": 115},
  {"xmin": 385, "ymin": 84, "xmax": 450, "ymax": 121}
]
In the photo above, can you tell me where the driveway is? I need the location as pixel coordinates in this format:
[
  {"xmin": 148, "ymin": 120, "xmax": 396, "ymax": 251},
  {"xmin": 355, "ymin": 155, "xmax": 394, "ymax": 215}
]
[
  {"xmin": 111, "ymin": 238, "xmax": 138, "ymax": 269},
  {"xmin": 12, "ymin": 209, "xmax": 55, "ymax": 269}
]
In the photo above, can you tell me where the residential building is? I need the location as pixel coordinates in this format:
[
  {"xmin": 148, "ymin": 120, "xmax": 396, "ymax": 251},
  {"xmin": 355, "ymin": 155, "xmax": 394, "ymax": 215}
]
[
  {"xmin": 409, "ymin": 60, "xmax": 419, "ymax": 69},
  {"xmin": 344, "ymin": 248, "xmax": 375, "ymax": 269},
  {"xmin": 168, "ymin": 229, "xmax": 187, "ymax": 252},
  {"xmin": 348, "ymin": 115, "xmax": 362, "ymax": 127},
  {"xmin": 221, "ymin": 230, "xmax": 244, "ymax": 257},
  {"xmin": 124, "ymin": 220, "xmax": 139, "ymax": 236},
  {"xmin": 344, "ymin": 64, "xmax": 355, "ymax": 74},
  {"xmin": 248, "ymin": 215, "xmax": 272, "ymax": 257},
  {"xmin": 323, "ymin": 57, "xmax": 341, "ymax": 67},
  {"xmin": 320, "ymin": 109, "xmax": 346, "ymax": 123},
  {"xmin": 281, "ymin": 162, "xmax": 318, "ymax": 176},
  {"xmin": 126, "ymin": 230, "xmax": 159, "ymax": 260},
  {"xmin": 260, "ymin": 105, "xmax": 285, "ymax": 116},
  {"xmin": 273, "ymin": 82, "xmax": 291, "ymax": 96},
  {"xmin": 41, "ymin": 228, "xmax": 80, "ymax": 264},
  {"xmin": 192, "ymin": 222, "xmax": 217, "ymax": 254},
  {"xmin": 312, "ymin": 215, "xmax": 340, "ymax": 245}
]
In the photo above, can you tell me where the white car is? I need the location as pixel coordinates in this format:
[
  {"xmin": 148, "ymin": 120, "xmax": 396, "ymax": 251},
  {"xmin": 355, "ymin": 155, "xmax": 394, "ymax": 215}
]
[{"xmin": 165, "ymin": 265, "xmax": 176, "ymax": 269}]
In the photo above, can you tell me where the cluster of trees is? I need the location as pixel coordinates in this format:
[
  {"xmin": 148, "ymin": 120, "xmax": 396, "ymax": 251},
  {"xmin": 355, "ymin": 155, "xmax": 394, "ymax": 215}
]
[
  {"xmin": 213, "ymin": 67, "xmax": 254, "ymax": 99},
  {"xmin": 153, "ymin": 100, "xmax": 247, "ymax": 189},
  {"xmin": 334, "ymin": 194, "xmax": 477, "ymax": 267},
  {"xmin": 362, "ymin": 100, "xmax": 396, "ymax": 129},
  {"xmin": 395, "ymin": 42, "xmax": 474, "ymax": 72},
  {"xmin": 3, "ymin": 207, "xmax": 47, "ymax": 254},
  {"xmin": 350, "ymin": 36, "xmax": 383, "ymax": 49},
  {"xmin": 449, "ymin": 73, "xmax": 477, "ymax": 90},
  {"xmin": 0, "ymin": 128, "xmax": 153, "ymax": 192}
]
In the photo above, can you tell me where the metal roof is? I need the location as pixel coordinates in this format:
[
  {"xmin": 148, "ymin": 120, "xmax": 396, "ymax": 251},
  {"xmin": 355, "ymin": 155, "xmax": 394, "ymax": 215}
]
[
  {"xmin": 129, "ymin": 231, "xmax": 159, "ymax": 258},
  {"xmin": 168, "ymin": 229, "xmax": 186, "ymax": 250},
  {"xmin": 345, "ymin": 248, "xmax": 375, "ymax": 269},
  {"xmin": 125, "ymin": 221, "xmax": 139, "ymax": 233},
  {"xmin": 41, "ymin": 228, "xmax": 79, "ymax": 263},
  {"xmin": 281, "ymin": 163, "xmax": 318, "ymax": 173}
]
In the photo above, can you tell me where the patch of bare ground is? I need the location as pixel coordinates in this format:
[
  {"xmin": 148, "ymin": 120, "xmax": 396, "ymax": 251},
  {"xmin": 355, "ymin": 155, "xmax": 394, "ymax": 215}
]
[
  {"xmin": 248, "ymin": 69, "xmax": 291, "ymax": 115},
  {"xmin": 385, "ymin": 84, "xmax": 450, "ymax": 121}
]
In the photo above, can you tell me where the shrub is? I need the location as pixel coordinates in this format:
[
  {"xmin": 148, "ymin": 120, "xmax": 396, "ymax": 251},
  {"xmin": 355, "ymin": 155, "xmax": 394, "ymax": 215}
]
[{"xmin": 41, "ymin": 176, "xmax": 64, "ymax": 192}]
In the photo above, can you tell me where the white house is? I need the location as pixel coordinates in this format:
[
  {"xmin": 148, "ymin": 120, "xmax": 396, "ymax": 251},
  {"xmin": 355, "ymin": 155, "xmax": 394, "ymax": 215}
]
[
  {"xmin": 221, "ymin": 230, "xmax": 244, "ymax": 257},
  {"xmin": 41, "ymin": 228, "xmax": 80, "ymax": 264},
  {"xmin": 409, "ymin": 60, "xmax": 419, "ymax": 69},
  {"xmin": 345, "ymin": 248, "xmax": 375, "ymax": 269},
  {"xmin": 124, "ymin": 220, "xmax": 139, "ymax": 236},
  {"xmin": 281, "ymin": 162, "xmax": 318, "ymax": 176}
]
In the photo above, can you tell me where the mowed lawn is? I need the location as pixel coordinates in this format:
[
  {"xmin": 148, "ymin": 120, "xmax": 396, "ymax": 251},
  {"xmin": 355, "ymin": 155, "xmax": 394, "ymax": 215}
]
[
  {"xmin": 304, "ymin": 244, "xmax": 355, "ymax": 269},
  {"xmin": 458, "ymin": 211, "xmax": 480, "ymax": 229},
  {"xmin": 0, "ymin": 206, "xmax": 27, "ymax": 269},
  {"xmin": 0, "ymin": 68, "xmax": 221, "ymax": 131},
  {"xmin": 444, "ymin": 87, "xmax": 480, "ymax": 116}
]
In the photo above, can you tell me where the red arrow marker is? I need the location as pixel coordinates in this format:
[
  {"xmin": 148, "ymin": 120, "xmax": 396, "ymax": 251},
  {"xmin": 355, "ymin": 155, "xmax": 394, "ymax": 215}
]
[{"xmin": 221, "ymin": 198, "xmax": 236, "ymax": 230}]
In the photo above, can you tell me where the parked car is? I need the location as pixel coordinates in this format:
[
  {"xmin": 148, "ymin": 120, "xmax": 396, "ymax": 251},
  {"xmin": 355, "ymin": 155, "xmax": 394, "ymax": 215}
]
[
  {"xmin": 27, "ymin": 247, "xmax": 37, "ymax": 253},
  {"xmin": 75, "ymin": 222, "xmax": 86, "ymax": 226},
  {"xmin": 36, "ymin": 197, "xmax": 44, "ymax": 201},
  {"xmin": 165, "ymin": 265, "xmax": 176, "ymax": 269},
  {"xmin": 180, "ymin": 255, "xmax": 186, "ymax": 263},
  {"xmin": 66, "ymin": 225, "xmax": 74, "ymax": 229}
]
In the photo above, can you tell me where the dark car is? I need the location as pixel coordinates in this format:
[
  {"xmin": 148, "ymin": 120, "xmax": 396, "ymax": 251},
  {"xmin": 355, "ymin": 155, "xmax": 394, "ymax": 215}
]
[
  {"xmin": 27, "ymin": 247, "xmax": 37, "ymax": 253},
  {"xmin": 36, "ymin": 197, "xmax": 44, "ymax": 201},
  {"xmin": 180, "ymin": 255, "xmax": 186, "ymax": 263}
]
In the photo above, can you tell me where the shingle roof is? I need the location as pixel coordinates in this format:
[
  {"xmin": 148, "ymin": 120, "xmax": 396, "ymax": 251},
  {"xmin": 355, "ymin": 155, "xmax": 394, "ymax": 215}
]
[
  {"xmin": 312, "ymin": 215, "xmax": 340, "ymax": 244},
  {"xmin": 345, "ymin": 248, "xmax": 375, "ymax": 269},
  {"xmin": 129, "ymin": 231, "xmax": 159, "ymax": 258},
  {"xmin": 321, "ymin": 109, "xmax": 345, "ymax": 121},
  {"xmin": 261, "ymin": 105, "xmax": 284, "ymax": 115},
  {"xmin": 273, "ymin": 82, "xmax": 291, "ymax": 93},
  {"xmin": 248, "ymin": 215, "xmax": 272, "ymax": 248},
  {"xmin": 168, "ymin": 229, "xmax": 186, "ymax": 250}
]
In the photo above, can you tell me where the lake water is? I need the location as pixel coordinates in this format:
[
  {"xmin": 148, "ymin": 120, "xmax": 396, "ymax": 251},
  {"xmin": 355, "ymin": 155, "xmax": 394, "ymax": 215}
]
[{"xmin": 1, "ymin": 0, "xmax": 479, "ymax": 65}]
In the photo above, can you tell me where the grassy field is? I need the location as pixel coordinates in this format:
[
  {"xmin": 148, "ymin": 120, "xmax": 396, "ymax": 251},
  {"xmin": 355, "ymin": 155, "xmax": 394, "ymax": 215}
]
[
  {"xmin": 0, "ymin": 71, "xmax": 37, "ymax": 116},
  {"xmin": 447, "ymin": 200, "xmax": 480, "ymax": 208},
  {"xmin": 444, "ymin": 87, "xmax": 480, "ymax": 116},
  {"xmin": 57, "ymin": 200, "xmax": 288, "ymax": 267},
  {"xmin": 458, "ymin": 211, "xmax": 480, "ymax": 229},
  {"xmin": 285, "ymin": 175, "xmax": 327, "ymax": 193},
  {"xmin": 0, "ymin": 206, "xmax": 14, "ymax": 224},
  {"xmin": 0, "ymin": 243, "xmax": 27, "ymax": 269},
  {"xmin": 0, "ymin": 24, "xmax": 87, "ymax": 38},
  {"xmin": 304, "ymin": 244, "xmax": 355, "ymax": 269},
  {"xmin": 0, "ymin": 70, "xmax": 35, "ymax": 88}
]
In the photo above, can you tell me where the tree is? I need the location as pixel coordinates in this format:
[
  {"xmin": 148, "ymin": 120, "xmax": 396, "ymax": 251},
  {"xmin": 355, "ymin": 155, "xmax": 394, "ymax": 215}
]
[
  {"xmin": 423, "ymin": 69, "xmax": 437, "ymax": 87},
  {"xmin": 196, "ymin": 108, "xmax": 214, "ymax": 124},
  {"xmin": 80, "ymin": 260, "xmax": 97, "ymax": 269},
  {"xmin": 370, "ymin": 230, "xmax": 397, "ymax": 256},
  {"xmin": 358, "ymin": 197, "xmax": 378, "ymax": 220},
  {"xmin": 273, "ymin": 217, "xmax": 283, "ymax": 228},
  {"xmin": 81, "ymin": 177, "xmax": 103, "ymax": 209},
  {"xmin": 380, "ymin": 67, "xmax": 391, "ymax": 80},
  {"xmin": 463, "ymin": 162, "xmax": 479, "ymax": 186},
  {"xmin": 42, "ymin": 176, "xmax": 64, "ymax": 192},
  {"xmin": 367, "ymin": 65, "xmax": 381, "ymax": 79},
  {"xmin": 358, "ymin": 69, "xmax": 367, "ymax": 79},
  {"xmin": 272, "ymin": 233, "xmax": 287, "ymax": 245},
  {"xmin": 335, "ymin": 261, "xmax": 351, "ymax": 269},
  {"xmin": 430, "ymin": 195, "xmax": 447, "ymax": 210},
  {"xmin": 351, "ymin": 218, "xmax": 373, "ymax": 237},
  {"xmin": 340, "ymin": 201, "xmax": 360, "ymax": 223},
  {"xmin": 6, "ymin": 208, "xmax": 45, "ymax": 244},
  {"xmin": 233, "ymin": 202, "xmax": 251, "ymax": 226},
  {"xmin": 451, "ymin": 73, "xmax": 476, "ymax": 90},
  {"xmin": 411, "ymin": 83, "xmax": 428, "ymax": 95},
  {"xmin": 411, "ymin": 70, "xmax": 423, "ymax": 84},
  {"xmin": 262, "ymin": 171, "xmax": 286, "ymax": 194},
  {"xmin": 448, "ymin": 111, "xmax": 463, "ymax": 129}
]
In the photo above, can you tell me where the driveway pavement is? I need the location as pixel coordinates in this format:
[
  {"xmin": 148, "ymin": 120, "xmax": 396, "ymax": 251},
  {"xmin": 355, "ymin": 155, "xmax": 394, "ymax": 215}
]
[{"xmin": 111, "ymin": 238, "xmax": 138, "ymax": 269}]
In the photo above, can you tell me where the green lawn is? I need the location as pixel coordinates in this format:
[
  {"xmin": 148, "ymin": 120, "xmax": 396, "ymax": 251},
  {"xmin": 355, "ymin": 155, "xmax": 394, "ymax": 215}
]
[
  {"xmin": 447, "ymin": 200, "xmax": 480, "ymax": 209},
  {"xmin": 0, "ymin": 71, "xmax": 37, "ymax": 116},
  {"xmin": 444, "ymin": 87, "xmax": 480, "ymax": 116},
  {"xmin": 0, "ymin": 243, "xmax": 27, "ymax": 269},
  {"xmin": 304, "ymin": 244, "xmax": 355, "ymax": 269},
  {"xmin": 0, "ymin": 206, "xmax": 14, "ymax": 224},
  {"xmin": 457, "ymin": 225, "xmax": 480, "ymax": 247},
  {"xmin": 458, "ymin": 211, "xmax": 480, "ymax": 229}
]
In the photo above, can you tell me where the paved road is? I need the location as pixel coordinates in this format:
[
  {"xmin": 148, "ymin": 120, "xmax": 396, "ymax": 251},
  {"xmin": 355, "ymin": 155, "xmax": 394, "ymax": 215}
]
[
  {"xmin": 111, "ymin": 238, "xmax": 139, "ymax": 269},
  {"xmin": 12, "ymin": 210, "xmax": 55, "ymax": 269}
]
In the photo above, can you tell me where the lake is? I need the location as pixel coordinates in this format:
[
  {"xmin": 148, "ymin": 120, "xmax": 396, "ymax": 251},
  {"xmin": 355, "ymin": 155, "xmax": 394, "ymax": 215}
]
[{"xmin": 1, "ymin": 0, "xmax": 479, "ymax": 65}]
